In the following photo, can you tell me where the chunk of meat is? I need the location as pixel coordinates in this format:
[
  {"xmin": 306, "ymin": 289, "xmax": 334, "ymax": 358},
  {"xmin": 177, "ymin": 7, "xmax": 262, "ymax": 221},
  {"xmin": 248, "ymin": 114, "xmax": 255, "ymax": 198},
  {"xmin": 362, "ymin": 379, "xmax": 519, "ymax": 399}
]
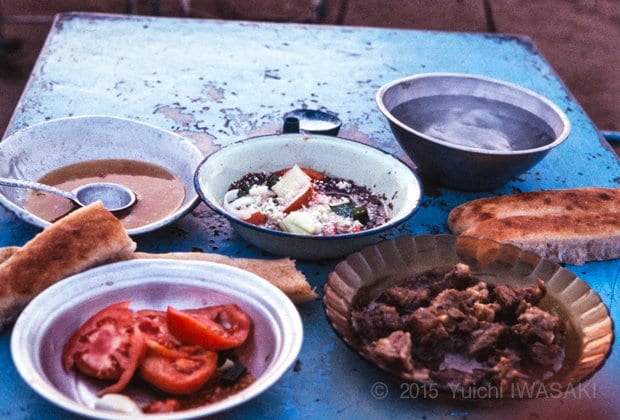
[
  {"xmin": 512, "ymin": 305, "xmax": 565, "ymax": 366},
  {"xmin": 404, "ymin": 307, "xmax": 449, "ymax": 345},
  {"xmin": 380, "ymin": 286, "xmax": 430, "ymax": 311},
  {"xmin": 351, "ymin": 303, "xmax": 402, "ymax": 341},
  {"xmin": 472, "ymin": 301, "xmax": 500, "ymax": 322},
  {"xmin": 403, "ymin": 307, "xmax": 450, "ymax": 364},
  {"xmin": 513, "ymin": 306, "xmax": 561, "ymax": 345},
  {"xmin": 353, "ymin": 264, "xmax": 566, "ymax": 393},
  {"xmin": 430, "ymin": 367, "xmax": 486, "ymax": 390},
  {"xmin": 366, "ymin": 330, "xmax": 415, "ymax": 372},
  {"xmin": 488, "ymin": 355, "xmax": 531, "ymax": 393},
  {"xmin": 467, "ymin": 322, "xmax": 508, "ymax": 357},
  {"xmin": 491, "ymin": 284, "xmax": 520, "ymax": 311},
  {"xmin": 442, "ymin": 263, "xmax": 476, "ymax": 290},
  {"xmin": 431, "ymin": 282, "xmax": 491, "ymax": 313},
  {"xmin": 491, "ymin": 279, "xmax": 546, "ymax": 322}
]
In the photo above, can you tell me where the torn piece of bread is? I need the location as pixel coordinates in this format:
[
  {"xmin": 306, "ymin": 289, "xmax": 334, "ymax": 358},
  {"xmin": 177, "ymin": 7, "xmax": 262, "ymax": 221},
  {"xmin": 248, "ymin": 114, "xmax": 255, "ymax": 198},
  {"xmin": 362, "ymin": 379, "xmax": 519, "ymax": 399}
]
[
  {"xmin": 0, "ymin": 202, "xmax": 136, "ymax": 330},
  {"xmin": 1, "ymin": 247, "xmax": 317, "ymax": 304},
  {"xmin": 129, "ymin": 252, "xmax": 317, "ymax": 304},
  {"xmin": 460, "ymin": 213, "xmax": 620, "ymax": 265},
  {"xmin": 448, "ymin": 187, "xmax": 620, "ymax": 235},
  {"xmin": 447, "ymin": 187, "xmax": 620, "ymax": 265}
]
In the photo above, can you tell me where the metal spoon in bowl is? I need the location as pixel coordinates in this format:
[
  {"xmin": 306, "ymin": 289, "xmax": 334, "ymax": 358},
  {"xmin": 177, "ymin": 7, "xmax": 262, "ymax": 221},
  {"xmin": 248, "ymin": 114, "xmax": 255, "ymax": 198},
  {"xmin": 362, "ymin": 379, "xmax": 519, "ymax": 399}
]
[{"xmin": 0, "ymin": 177, "xmax": 136, "ymax": 213}]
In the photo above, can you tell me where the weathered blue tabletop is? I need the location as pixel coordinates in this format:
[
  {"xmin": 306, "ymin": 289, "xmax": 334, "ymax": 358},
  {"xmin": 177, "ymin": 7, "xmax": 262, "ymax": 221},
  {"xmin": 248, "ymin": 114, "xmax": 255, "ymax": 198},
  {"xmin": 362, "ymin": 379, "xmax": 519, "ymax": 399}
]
[{"xmin": 1, "ymin": 12, "xmax": 618, "ymax": 419}]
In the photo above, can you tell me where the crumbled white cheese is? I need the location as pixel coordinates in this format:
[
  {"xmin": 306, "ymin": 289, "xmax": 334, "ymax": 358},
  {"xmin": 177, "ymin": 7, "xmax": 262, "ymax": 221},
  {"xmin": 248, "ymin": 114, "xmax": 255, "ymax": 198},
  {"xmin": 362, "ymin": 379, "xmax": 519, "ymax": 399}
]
[{"xmin": 335, "ymin": 180, "xmax": 351, "ymax": 190}]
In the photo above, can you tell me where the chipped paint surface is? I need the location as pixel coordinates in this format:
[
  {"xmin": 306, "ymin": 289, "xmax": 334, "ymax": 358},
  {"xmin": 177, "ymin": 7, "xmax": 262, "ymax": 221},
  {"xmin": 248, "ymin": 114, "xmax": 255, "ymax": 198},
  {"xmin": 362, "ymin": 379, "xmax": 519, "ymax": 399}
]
[{"xmin": 1, "ymin": 12, "xmax": 619, "ymax": 419}]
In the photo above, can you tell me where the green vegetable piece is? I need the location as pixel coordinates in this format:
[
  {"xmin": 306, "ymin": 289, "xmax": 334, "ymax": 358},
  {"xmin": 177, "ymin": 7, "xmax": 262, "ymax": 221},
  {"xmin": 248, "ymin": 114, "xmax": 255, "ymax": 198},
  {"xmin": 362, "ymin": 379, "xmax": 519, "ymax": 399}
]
[
  {"xmin": 352, "ymin": 206, "xmax": 369, "ymax": 225},
  {"xmin": 330, "ymin": 201, "xmax": 353, "ymax": 217},
  {"xmin": 267, "ymin": 173, "xmax": 280, "ymax": 188},
  {"xmin": 237, "ymin": 182, "xmax": 252, "ymax": 198}
]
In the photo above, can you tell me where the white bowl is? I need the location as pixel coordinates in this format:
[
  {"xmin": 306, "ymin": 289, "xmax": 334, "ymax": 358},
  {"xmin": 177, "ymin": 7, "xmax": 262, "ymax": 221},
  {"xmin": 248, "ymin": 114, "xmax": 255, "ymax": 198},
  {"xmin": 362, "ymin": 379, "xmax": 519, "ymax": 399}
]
[
  {"xmin": 0, "ymin": 116, "xmax": 203, "ymax": 235},
  {"xmin": 11, "ymin": 259, "xmax": 303, "ymax": 419},
  {"xmin": 194, "ymin": 133, "xmax": 423, "ymax": 260}
]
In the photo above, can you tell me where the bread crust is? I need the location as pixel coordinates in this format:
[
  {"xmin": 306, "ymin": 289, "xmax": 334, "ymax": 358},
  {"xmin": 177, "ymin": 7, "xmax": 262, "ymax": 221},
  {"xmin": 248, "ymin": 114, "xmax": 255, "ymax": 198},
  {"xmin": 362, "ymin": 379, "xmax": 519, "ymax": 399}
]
[
  {"xmin": 0, "ymin": 222, "xmax": 315, "ymax": 330},
  {"xmin": 0, "ymin": 247, "xmax": 18, "ymax": 264},
  {"xmin": 448, "ymin": 187, "xmax": 620, "ymax": 234},
  {"xmin": 129, "ymin": 252, "xmax": 317, "ymax": 304},
  {"xmin": 0, "ymin": 202, "xmax": 136, "ymax": 330},
  {"xmin": 447, "ymin": 187, "xmax": 620, "ymax": 265}
]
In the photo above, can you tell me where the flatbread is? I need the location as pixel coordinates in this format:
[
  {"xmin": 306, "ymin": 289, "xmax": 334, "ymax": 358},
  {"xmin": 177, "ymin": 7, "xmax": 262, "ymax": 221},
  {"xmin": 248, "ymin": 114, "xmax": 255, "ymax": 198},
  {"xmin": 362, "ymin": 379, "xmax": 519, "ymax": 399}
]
[
  {"xmin": 448, "ymin": 187, "xmax": 620, "ymax": 234},
  {"xmin": 0, "ymin": 247, "xmax": 18, "ymax": 264},
  {"xmin": 447, "ymin": 187, "xmax": 620, "ymax": 264},
  {"xmin": 0, "ymin": 202, "xmax": 136, "ymax": 330},
  {"xmin": 130, "ymin": 252, "xmax": 317, "ymax": 304}
]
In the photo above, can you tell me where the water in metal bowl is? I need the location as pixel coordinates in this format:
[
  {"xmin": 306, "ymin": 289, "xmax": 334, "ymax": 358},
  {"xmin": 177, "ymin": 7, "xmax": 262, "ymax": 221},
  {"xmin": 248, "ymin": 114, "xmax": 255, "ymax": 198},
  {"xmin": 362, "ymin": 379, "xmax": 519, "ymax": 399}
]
[
  {"xmin": 390, "ymin": 95, "xmax": 556, "ymax": 152},
  {"xmin": 376, "ymin": 73, "xmax": 571, "ymax": 191}
]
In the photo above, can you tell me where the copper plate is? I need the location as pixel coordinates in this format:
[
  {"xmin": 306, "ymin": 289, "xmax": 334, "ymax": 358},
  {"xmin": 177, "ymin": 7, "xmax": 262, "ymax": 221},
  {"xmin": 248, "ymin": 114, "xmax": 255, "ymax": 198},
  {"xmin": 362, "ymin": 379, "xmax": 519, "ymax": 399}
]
[{"xmin": 324, "ymin": 234, "xmax": 613, "ymax": 397}]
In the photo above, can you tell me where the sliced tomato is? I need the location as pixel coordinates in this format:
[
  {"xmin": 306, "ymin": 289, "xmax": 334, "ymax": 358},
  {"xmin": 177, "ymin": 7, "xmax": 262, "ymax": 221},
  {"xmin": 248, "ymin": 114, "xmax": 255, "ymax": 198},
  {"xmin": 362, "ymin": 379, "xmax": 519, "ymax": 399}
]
[
  {"xmin": 140, "ymin": 345, "xmax": 217, "ymax": 395},
  {"xmin": 242, "ymin": 211, "xmax": 267, "ymax": 225},
  {"xmin": 62, "ymin": 301, "xmax": 146, "ymax": 396},
  {"xmin": 136, "ymin": 309, "xmax": 182, "ymax": 349},
  {"xmin": 166, "ymin": 304, "xmax": 252, "ymax": 350}
]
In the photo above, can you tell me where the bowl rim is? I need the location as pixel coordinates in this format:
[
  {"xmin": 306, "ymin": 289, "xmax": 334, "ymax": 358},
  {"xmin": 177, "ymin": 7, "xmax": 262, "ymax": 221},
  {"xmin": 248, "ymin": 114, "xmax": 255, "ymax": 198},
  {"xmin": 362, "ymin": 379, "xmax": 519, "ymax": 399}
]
[
  {"xmin": 0, "ymin": 115, "xmax": 203, "ymax": 236},
  {"xmin": 193, "ymin": 133, "xmax": 423, "ymax": 242},
  {"xmin": 376, "ymin": 72, "xmax": 571, "ymax": 156}
]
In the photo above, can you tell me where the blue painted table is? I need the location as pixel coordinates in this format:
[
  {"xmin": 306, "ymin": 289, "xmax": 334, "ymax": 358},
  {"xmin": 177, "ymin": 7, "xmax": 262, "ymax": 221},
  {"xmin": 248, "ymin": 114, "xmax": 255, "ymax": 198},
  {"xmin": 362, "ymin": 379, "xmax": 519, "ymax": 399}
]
[{"xmin": 1, "ymin": 12, "xmax": 619, "ymax": 419}]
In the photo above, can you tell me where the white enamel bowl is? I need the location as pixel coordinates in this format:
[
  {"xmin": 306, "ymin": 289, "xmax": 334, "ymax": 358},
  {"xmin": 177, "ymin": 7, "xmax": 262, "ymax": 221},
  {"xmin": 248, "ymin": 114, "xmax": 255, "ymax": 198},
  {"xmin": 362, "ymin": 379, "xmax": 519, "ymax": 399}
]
[
  {"xmin": 11, "ymin": 259, "xmax": 303, "ymax": 419},
  {"xmin": 194, "ymin": 133, "xmax": 423, "ymax": 260}
]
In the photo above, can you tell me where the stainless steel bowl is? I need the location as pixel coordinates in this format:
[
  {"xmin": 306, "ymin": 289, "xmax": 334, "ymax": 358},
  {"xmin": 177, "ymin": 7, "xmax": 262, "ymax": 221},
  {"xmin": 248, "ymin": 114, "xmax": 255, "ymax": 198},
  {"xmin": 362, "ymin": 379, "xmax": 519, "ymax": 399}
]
[{"xmin": 376, "ymin": 73, "xmax": 571, "ymax": 191}]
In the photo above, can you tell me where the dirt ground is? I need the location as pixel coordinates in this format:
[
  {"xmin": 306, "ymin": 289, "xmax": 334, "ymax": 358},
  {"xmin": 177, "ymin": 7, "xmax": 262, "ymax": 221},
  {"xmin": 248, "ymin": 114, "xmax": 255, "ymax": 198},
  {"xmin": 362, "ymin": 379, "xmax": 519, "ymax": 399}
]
[{"xmin": 1, "ymin": 0, "xmax": 618, "ymax": 142}]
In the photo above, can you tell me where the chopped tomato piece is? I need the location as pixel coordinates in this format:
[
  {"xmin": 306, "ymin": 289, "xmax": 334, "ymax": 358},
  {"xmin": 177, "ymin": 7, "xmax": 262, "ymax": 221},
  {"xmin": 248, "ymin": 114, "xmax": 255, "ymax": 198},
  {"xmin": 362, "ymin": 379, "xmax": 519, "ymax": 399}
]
[
  {"xmin": 300, "ymin": 167, "xmax": 325, "ymax": 181},
  {"xmin": 283, "ymin": 185, "xmax": 314, "ymax": 213},
  {"xmin": 166, "ymin": 304, "xmax": 252, "ymax": 350},
  {"xmin": 351, "ymin": 224, "xmax": 362, "ymax": 233},
  {"xmin": 140, "ymin": 345, "xmax": 217, "ymax": 395},
  {"xmin": 242, "ymin": 211, "xmax": 267, "ymax": 225},
  {"xmin": 321, "ymin": 222, "xmax": 337, "ymax": 236},
  {"xmin": 62, "ymin": 301, "xmax": 146, "ymax": 396},
  {"xmin": 275, "ymin": 167, "xmax": 325, "ymax": 181}
]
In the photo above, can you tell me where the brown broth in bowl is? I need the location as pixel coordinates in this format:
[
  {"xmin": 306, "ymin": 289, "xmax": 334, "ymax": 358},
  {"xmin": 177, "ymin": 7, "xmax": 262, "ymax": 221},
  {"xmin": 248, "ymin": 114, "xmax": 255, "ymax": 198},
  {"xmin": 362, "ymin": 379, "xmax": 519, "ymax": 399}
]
[{"xmin": 24, "ymin": 159, "xmax": 185, "ymax": 229}]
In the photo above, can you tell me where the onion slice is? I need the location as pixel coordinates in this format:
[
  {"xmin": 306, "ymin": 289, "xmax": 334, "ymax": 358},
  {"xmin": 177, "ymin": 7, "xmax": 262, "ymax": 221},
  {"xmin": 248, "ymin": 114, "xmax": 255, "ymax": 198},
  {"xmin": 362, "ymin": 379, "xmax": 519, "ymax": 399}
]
[{"xmin": 223, "ymin": 189, "xmax": 257, "ymax": 220}]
